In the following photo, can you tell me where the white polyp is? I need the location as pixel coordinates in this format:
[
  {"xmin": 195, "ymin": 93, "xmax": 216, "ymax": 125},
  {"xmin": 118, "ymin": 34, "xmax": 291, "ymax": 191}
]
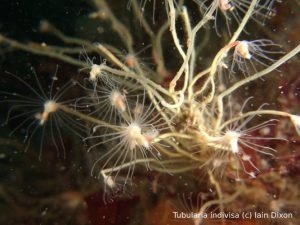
[
  {"xmin": 126, "ymin": 123, "xmax": 149, "ymax": 150},
  {"xmin": 219, "ymin": 0, "xmax": 232, "ymax": 11},
  {"xmin": 144, "ymin": 128, "xmax": 159, "ymax": 143},
  {"xmin": 38, "ymin": 100, "xmax": 59, "ymax": 125},
  {"xmin": 290, "ymin": 115, "xmax": 300, "ymax": 135},
  {"xmin": 101, "ymin": 172, "xmax": 115, "ymax": 188},
  {"xmin": 109, "ymin": 90, "xmax": 126, "ymax": 112},
  {"xmin": 242, "ymin": 154, "xmax": 251, "ymax": 161},
  {"xmin": 89, "ymin": 64, "xmax": 102, "ymax": 81},
  {"xmin": 224, "ymin": 131, "xmax": 240, "ymax": 153},
  {"xmin": 249, "ymin": 172, "xmax": 256, "ymax": 178},
  {"xmin": 259, "ymin": 127, "xmax": 271, "ymax": 136},
  {"xmin": 44, "ymin": 100, "xmax": 59, "ymax": 114},
  {"xmin": 236, "ymin": 41, "xmax": 252, "ymax": 59},
  {"xmin": 213, "ymin": 158, "xmax": 223, "ymax": 168}
]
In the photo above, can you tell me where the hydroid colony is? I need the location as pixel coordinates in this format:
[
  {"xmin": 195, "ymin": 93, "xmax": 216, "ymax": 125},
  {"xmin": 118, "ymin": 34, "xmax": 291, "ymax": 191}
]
[{"xmin": 1, "ymin": 0, "xmax": 300, "ymax": 224}]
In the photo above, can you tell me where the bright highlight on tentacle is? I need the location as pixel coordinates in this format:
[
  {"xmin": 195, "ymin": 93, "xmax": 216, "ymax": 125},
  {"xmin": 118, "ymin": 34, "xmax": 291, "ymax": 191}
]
[{"xmin": 290, "ymin": 115, "xmax": 300, "ymax": 136}]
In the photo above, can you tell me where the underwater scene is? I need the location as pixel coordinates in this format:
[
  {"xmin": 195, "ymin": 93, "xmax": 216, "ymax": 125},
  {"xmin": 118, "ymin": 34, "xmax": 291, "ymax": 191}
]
[{"xmin": 0, "ymin": 0, "xmax": 300, "ymax": 224}]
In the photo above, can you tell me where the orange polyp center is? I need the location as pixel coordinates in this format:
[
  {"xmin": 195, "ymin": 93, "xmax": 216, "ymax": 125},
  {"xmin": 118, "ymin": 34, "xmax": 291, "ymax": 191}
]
[
  {"xmin": 126, "ymin": 54, "xmax": 137, "ymax": 68},
  {"xmin": 127, "ymin": 123, "xmax": 149, "ymax": 150},
  {"xmin": 115, "ymin": 97, "xmax": 126, "ymax": 112},
  {"xmin": 39, "ymin": 100, "xmax": 58, "ymax": 125},
  {"xmin": 40, "ymin": 112, "xmax": 49, "ymax": 125},
  {"xmin": 44, "ymin": 100, "xmax": 58, "ymax": 113},
  {"xmin": 236, "ymin": 41, "xmax": 252, "ymax": 59},
  {"xmin": 110, "ymin": 90, "xmax": 126, "ymax": 112},
  {"xmin": 144, "ymin": 129, "xmax": 159, "ymax": 143}
]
